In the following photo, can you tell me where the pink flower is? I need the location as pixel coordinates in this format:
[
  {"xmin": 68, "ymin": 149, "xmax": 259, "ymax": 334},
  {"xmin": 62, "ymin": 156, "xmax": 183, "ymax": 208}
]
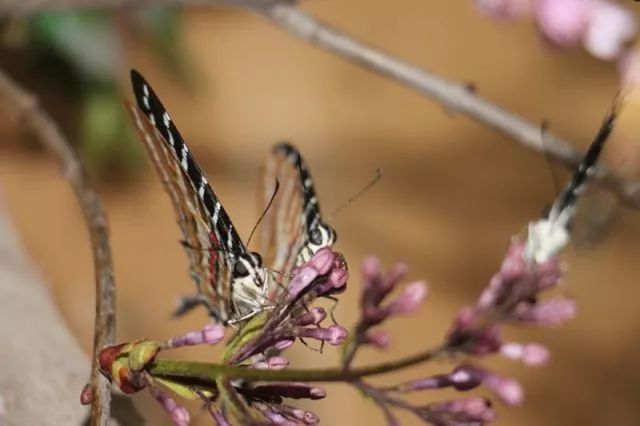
[
  {"xmin": 148, "ymin": 386, "xmax": 190, "ymax": 426},
  {"xmin": 364, "ymin": 329, "xmax": 392, "ymax": 348},
  {"xmin": 584, "ymin": 0, "xmax": 638, "ymax": 60},
  {"xmin": 501, "ymin": 342, "xmax": 551, "ymax": 366},
  {"xmin": 514, "ymin": 297, "xmax": 577, "ymax": 326},
  {"xmin": 535, "ymin": 0, "xmax": 592, "ymax": 47},
  {"xmin": 386, "ymin": 281, "xmax": 429, "ymax": 315},
  {"xmin": 167, "ymin": 323, "xmax": 225, "ymax": 348},
  {"xmin": 420, "ymin": 397, "xmax": 496, "ymax": 424},
  {"xmin": 484, "ymin": 374, "xmax": 525, "ymax": 405}
]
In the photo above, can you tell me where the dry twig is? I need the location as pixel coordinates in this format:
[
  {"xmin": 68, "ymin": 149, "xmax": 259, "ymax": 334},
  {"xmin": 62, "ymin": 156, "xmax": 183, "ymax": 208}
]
[
  {"xmin": 0, "ymin": 1, "xmax": 637, "ymax": 206},
  {"xmin": 245, "ymin": 2, "xmax": 640, "ymax": 207},
  {"xmin": 0, "ymin": 68, "xmax": 116, "ymax": 426}
]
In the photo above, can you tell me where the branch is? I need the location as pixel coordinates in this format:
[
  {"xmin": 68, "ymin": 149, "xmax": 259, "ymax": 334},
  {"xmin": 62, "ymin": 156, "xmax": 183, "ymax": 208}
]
[
  {"xmin": 245, "ymin": 2, "xmax": 640, "ymax": 208},
  {"xmin": 0, "ymin": 1, "xmax": 638, "ymax": 206},
  {"xmin": 0, "ymin": 69, "xmax": 116, "ymax": 426},
  {"xmin": 148, "ymin": 344, "xmax": 446, "ymax": 383},
  {"xmin": 0, "ymin": 0, "xmax": 210, "ymax": 17},
  {"xmin": 1, "ymin": 0, "xmax": 638, "ymax": 207}
]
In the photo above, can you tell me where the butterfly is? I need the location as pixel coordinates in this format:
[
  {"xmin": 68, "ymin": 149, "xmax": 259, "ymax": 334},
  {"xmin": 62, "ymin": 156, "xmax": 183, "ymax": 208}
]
[
  {"xmin": 126, "ymin": 70, "xmax": 271, "ymax": 324},
  {"xmin": 257, "ymin": 142, "xmax": 337, "ymax": 287},
  {"xmin": 524, "ymin": 97, "xmax": 620, "ymax": 264},
  {"xmin": 125, "ymin": 70, "xmax": 337, "ymax": 323}
]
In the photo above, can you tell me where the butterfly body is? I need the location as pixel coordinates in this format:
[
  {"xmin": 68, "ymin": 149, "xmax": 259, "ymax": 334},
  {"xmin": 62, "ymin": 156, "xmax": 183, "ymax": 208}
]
[
  {"xmin": 127, "ymin": 70, "xmax": 338, "ymax": 323},
  {"xmin": 524, "ymin": 100, "xmax": 619, "ymax": 264}
]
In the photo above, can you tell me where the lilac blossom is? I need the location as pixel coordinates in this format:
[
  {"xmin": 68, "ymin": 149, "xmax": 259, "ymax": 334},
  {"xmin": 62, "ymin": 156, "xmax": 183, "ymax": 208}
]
[
  {"xmin": 96, "ymin": 248, "xmax": 349, "ymax": 424},
  {"xmin": 475, "ymin": 0, "xmax": 639, "ymax": 81},
  {"xmin": 94, "ymin": 226, "xmax": 575, "ymax": 425},
  {"xmin": 342, "ymin": 258, "xmax": 429, "ymax": 367},
  {"xmin": 148, "ymin": 386, "xmax": 191, "ymax": 426}
]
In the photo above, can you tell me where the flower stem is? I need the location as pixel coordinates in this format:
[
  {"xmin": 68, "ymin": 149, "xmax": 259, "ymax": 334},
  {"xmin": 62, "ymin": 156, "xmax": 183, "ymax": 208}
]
[{"xmin": 149, "ymin": 344, "xmax": 448, "ymax": 384}]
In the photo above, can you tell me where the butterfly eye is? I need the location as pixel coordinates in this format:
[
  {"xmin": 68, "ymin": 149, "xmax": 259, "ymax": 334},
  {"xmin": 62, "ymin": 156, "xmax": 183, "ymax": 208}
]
[
  {"xmin": 309, "ymin": 227, "xmax": 323, "ymax": 245},
  {"xmin": 233, "ymin": 260, "xmax": 250, "ymax": 278},
  {"xmin": 250, "ymin": 251, "xmax": 263, "ymax": 267}
]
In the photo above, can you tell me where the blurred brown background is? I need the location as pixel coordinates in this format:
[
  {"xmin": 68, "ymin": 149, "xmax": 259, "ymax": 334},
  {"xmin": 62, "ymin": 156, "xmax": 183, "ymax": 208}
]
[{"xmin": 1, "ymin": 1, "xmax": 640, "ymax": 425}]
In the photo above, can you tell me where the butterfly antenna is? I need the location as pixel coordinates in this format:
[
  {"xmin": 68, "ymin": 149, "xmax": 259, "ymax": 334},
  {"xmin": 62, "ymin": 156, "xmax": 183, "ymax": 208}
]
[
  {"xmin": 328, "ymin": 168, "xmax": 382, "ymax": 221},
  {"xmin": 246, "ymin": 178, "xmax": 280, "ymax": 248},
  {"xmin": 538, "ymin": 120, "xmax": 558, "ymax": 204}
]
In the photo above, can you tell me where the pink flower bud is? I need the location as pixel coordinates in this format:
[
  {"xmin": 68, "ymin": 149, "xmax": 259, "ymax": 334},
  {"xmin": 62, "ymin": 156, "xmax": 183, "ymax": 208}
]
[
  {"xmin": 149, "ymin": 386, "xmax": 190, "ymax": 426},
  {"xmin": 168, "ymin": 323, "xmax": 225, "ymax": 348},
  {"xmin": 294, "ymin": 307, "xmax": 327, "ymax": 326},
  {"xmin": 364, "ymin": 329, "xmax": 391, "ymax": 348},
  {"xmin": 326, "ymin": 325, "xmax": 348, "ymax": 345},
  {"xmin": 583, "ymin": 0, "xmax": 637, "ymax": 60},
  {"xmin": 267, "ymin": 356, "xmax": 290, "ymax": 370},
  {"xmin": 274, "ymin": 338, "xmax": 295, "ymax": 350},
  {"xmin": 201, "ymin": 323, "xmax": 225, "ymax": 344},
  {"xmin": 484, "ymin": 374, "xmax": 524, "ymax": 405},
  {"xmin": 287, "ymin": 265, "xmax": 320, "ymax": 297},
  {"xmin": 394, "ymin": 365, "xmax": 483, "ymax": 393},
  {"xmin": 298, "ymin": 410, "xmax": 319, "ymax": 425},
  {"xmin": 449, "ymin": 365, "xmax": 485, "ymax": 391},
  {"xmin": 80, "ymin": 383, "xmax": 93, "ymax": 405},
  {"xmin": 535, "ymin": 0, "xmax": 591, "ymax": 47},
  {"xmin": 210, "ymin": 409, "xmax": 230, "ymax": 426},
  {"xmin": 302, "ymin": 325, "xmax": 348, "ymax": 345},
  {"xmin": 308, "ymin": 247, "xmax": 336, "ymax": 274},
  {"xmin": 361, "ymin": 256, "xmax": 382, "ymax": 286},
  {"xmin": 386, "ymin": 281, "xmax": 428, "ymax": 315},
  {"xmin": 423, "ymin": 397, "xmax": 495, "ymax": 423},
  {"xmin": 501, "ymin": 342, "xmax": 550, "ymax": 366},
  {"xmin": 253, "ymin": 356, "xmax": 289, "ymax": 370},
  {"xmin": 515, "ymin": 297, "xmax": 577, "ymax": 326}
]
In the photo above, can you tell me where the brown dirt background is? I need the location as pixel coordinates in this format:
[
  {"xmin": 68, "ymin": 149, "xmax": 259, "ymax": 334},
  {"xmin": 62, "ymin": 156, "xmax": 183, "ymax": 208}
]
[{"xmin": 2, "ymin": 2, "xmax": 640, "ymax": 425}]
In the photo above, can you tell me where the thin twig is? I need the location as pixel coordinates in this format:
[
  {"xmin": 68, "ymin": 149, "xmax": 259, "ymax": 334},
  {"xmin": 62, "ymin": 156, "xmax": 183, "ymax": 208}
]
[
  {"xmin": 0, "ymin": 69, "xmax": 116, "ymax": 426},
  {"xmin": 150, "ymin": 344, "xmax": 447, "ymax": 383},
  {"xmin": 0, "ymin": 1, "xmax": 638, "ymax": 207},
  {"xmin": 244, "ymin": 2, "xmax": 640, "ymax": 208},
  {"xmin": 0, "ymin": 0, "xmax": 211, "ymax": 17}
]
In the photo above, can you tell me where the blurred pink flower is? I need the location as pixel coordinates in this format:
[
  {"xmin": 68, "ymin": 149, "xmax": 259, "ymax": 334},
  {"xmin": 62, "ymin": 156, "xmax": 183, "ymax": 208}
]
[
  {"xmin": 584, "ymin": 0, "xmax": 638, "ymax": 60},
  {"xmin": 476, "ymin": 0, "xmax": 639, "ymax": 71},
  {"xmin": 535, "ymin": 0, "xmax": 591, "ymax": 47}
]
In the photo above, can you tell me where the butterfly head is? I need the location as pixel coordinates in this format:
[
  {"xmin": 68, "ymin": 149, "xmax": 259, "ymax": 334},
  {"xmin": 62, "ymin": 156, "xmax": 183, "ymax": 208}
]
[
  {"xmin": 308, "ymin": 221, "xmax": 337, "ymax": 252},
  {"xmin": 229, "ymin": 251, "xmax": 269, "ymax": 320}
]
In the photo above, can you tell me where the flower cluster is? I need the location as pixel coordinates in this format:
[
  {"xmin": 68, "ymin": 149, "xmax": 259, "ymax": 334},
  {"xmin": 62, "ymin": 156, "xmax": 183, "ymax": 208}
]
[
  {"xmin": 88, "ymin": 226, "xmax": 578, "ymax": 425},
  {"xmin": 342, "ymin": 258, "xmax": 428, "ymax": 366},
  {"xmin": 446, "ymin": 240, "xmax": 574, "ymax": 360},
  {"xmin": 333, "ymin": 231, "xmax": 574, "ymax": 424},
  {"xmin": 475, "ymin": 0, "xmax": 638, "ymax": 84},
  {"xmin": 92, "ymin": 248, "xmax": 349, "ymax": 425}
]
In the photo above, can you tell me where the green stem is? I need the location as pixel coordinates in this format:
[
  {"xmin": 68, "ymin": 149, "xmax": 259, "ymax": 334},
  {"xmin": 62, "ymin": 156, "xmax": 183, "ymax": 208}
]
[{"xmin": 149, "ymin": 344, "xmax": 448, "ymax": 384}]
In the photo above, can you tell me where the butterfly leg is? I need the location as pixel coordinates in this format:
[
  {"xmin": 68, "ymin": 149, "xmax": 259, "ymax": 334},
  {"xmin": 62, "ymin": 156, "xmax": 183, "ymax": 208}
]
[
  {"xmin": 172, "ymin": 293, "xmax": 215, "ymax": 318},
  {"xmin": 323, "ymin": 295, "xmax": 340, "ymax": 325}
]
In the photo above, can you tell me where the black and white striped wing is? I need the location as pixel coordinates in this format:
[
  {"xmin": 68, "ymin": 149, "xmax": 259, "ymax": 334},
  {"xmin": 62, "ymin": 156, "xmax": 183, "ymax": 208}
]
[
  {"xmin": 524, "ymin": 98, "xmax": 620, "ymax": 264},
  {"xmin": 258, "ymin": 142, "xmax": 336, "ymax": 279},
  {"xmin": 127, "ymin": 70, "xmax": 265, "ymax": 323}
]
